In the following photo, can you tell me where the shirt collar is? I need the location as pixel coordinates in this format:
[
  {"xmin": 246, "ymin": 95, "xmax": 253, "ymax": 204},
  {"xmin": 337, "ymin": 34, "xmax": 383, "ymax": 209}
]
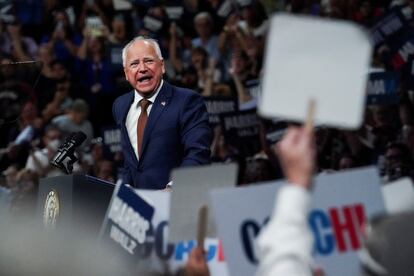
[{"xmin": 133, "ymin": 79, "xmax": 164, "ymax": 107}]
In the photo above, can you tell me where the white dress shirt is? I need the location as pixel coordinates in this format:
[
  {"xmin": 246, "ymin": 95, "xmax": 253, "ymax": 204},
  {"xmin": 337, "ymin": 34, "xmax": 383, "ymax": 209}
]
[
  {"xmin": 255, "ymin": 185, "xmax": 314, "ymax": 276},
  {"xmin": 126, "ymin": 80, "xmax": 164, "ymax": 160}
]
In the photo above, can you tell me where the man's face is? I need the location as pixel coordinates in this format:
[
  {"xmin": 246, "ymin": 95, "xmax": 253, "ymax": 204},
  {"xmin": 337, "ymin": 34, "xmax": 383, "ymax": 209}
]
[
  {"xmin": 195, "ymin": 18, "xmax": 211, "ymax": 38},
  {"xmin": 70, "ymin": 111, "xmax": 86, "ymax": 125},
  {"xmin": 123, "ymin": 40, "xmax": 165, "ymax": 98},
  {"xmin": 51, "ymin": 63, "xmax": 67, "ymax": 80}
]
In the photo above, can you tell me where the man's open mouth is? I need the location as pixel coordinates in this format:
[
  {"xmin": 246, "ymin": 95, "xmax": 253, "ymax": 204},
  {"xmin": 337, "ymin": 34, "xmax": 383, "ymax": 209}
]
[{"xmin": 138, "ymin": 76, "xmax": 152, "ymax": 83}]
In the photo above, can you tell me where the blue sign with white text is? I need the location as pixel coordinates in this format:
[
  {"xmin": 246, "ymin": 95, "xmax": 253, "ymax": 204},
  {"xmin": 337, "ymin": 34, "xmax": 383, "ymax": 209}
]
[
  {"xmin": 366, "ymin": 72, "xmax": 399, "ymax": 105},
  {"xmin": 100, "ymin": 183, "xmax": 155, "ymax": 266}
]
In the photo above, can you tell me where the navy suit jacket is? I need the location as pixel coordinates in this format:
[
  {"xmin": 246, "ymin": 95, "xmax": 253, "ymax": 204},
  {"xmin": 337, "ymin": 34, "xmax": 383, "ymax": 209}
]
[{"xmin": 112, "ymin": 81, "xmax": 212, "ymax": 189}]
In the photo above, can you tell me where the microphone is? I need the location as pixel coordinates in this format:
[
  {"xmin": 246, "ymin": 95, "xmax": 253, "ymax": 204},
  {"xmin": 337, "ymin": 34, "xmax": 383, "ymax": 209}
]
[{"xmin": 50, "ymin": 132, "xmax": 87, "ymax": 174}]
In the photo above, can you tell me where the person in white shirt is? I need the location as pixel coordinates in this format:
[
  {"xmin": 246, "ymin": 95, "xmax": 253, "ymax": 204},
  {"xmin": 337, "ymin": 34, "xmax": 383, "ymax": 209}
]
[{"xmin": 255, "ymin": 125, "xmax": 316, "ymax": 276}]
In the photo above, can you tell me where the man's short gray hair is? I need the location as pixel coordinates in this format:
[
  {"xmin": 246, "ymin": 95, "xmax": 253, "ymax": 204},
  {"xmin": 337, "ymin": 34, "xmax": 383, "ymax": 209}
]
[
  {"xmin": 194, "ymin": 12, "xmax": 213, "ymax": 24},
  {"xmin": 122, "ymin": 36, "xmax": 163, "ymax": 67}
]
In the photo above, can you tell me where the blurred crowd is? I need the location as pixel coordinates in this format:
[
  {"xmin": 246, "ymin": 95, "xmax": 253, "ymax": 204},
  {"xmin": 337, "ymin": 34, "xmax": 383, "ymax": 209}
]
[{"xmin": 0, "ymin": 0, "xmax": 414, "ymax": 214}]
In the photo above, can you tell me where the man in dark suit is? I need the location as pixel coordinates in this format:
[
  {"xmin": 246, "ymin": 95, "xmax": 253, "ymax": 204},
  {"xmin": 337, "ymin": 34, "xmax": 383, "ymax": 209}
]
[{"xmin": 113, "ymin": 36, "xmax": 212, "ymax": 189}]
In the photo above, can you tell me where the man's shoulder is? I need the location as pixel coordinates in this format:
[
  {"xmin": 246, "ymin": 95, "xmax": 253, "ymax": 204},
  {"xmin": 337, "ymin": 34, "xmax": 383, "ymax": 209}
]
[
  {"xmin": 52, "ymin": 114, "xmax": 68, "ymax": 124},
  {"xmin": 168, "ymin": 83, "xmax": 199, "ymax": 98},
  {"xmin": 114, "ymin": 91, "xmax": 134, "ymax": 105},
  {"xmin": 113, "ymin": 91, "xmax": 134, "ymax": 113}
]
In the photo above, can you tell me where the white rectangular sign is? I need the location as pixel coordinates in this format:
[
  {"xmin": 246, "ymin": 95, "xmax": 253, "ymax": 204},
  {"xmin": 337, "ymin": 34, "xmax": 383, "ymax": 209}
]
[
  {"xmin": 259, "ymin": 14, "xmax": 372, "ymax": 129},
  {"xmin": 210, "ymin": 167, "xmax": 385, "ymax": 276},
  {"xmin": 169, "ymin": 163, "xmax": 238, "ymax": 243},
  {"xmin": 382, "ymin": 177, "xmax": 414, "ymax": 214},
  {"xmin": 135, "ymin": 190, "xmax": 230, "ymax": 276}
]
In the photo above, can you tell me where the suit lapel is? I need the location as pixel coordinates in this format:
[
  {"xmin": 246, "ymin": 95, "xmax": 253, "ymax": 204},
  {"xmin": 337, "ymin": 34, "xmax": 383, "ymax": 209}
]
[
  {"xmin": 120, "ymin": 91, "xmax": 139, "ymax": 167},
  {"xmin": 139, "ymin": 82, "xmax": 173, "ymax": 160}
]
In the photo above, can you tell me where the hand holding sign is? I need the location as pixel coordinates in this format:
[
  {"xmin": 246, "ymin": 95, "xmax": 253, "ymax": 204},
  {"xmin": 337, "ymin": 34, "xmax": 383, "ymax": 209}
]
[
  {"xmin": 275, "ymin": 101, "xmax": 316, "ymax": 187},
  {"xmin": 184, "ymin": 247, "xmax": 210, "ymax": 276},
  {"xmin": 275, "ymin": 125, "xmax": 316, "ymax": 187}
]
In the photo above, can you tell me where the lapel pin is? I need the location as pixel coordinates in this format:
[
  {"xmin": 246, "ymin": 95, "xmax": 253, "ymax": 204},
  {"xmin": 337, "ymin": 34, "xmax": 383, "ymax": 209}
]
[{"xmin": 161, "ymin": 101, "xmax": 166, "ymax": 106}]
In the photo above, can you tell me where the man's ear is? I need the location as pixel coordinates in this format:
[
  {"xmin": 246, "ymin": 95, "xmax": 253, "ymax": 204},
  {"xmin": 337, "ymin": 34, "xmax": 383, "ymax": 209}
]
[
  {"xmin": 161, "ymin": 60, "xmax": 165, "ymax": 74},
  {"xmin": 124, "ymin": 68, "xmax": 129, "ymax": 81}
]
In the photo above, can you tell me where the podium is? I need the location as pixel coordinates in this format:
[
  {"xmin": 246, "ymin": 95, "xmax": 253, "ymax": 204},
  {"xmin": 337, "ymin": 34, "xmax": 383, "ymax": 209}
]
[{"xmin": 37, "ymin": 174, "xmax": 115, "ymax": 235}]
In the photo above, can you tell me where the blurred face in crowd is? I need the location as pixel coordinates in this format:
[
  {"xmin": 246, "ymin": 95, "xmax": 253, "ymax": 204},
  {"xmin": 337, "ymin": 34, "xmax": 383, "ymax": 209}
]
[
  {"xmin": 43, "ymin": 128, "xmax": 61, "ymax": 152},
  {"xmin": 70, "ymin": 110, "xmax": 87, "ymax": 125},
  {"xmin": 359, "ymin": 1, "xmax": 371, "ymax": 16},
  {"xmin": 148, "ymin": 6, "xmax": 165, "ymax": 19},
  {"xmin": 338, "ymin": 156, "xmax": 355, "ymax": 170},
  {"xmin": 402, "ymin": 125, "xmax": 414, "ymax": 152},
  {"xmin": 21, "ymin": 102, "xmax": 37, "ymax": 123},
  {"xmin": 181, "ymin": 70, "xmax": 198, "ymax": 88},
  {"xmin": 191, "ymin": 48, "xmax": 207, "ymax": 69},
  {"xmin": 54, "ymin": 11, "xmax": 69, "ymax": 27},
  {"xmin": 231, "ymin": 52, "xmax": 249, "ymax": 75},
  {"xmin": 0, "ymin": 57, "xmax": 16, "ymax": 77},
  {"xmin": 44, "ymin": 129, "xmax": 60, "ymax": 143},
  {"xmin": 242, "ymin": 5, "xmax": 254, "ymax": 25},
  {"xmin": 91, "ymin": 143, "xmax": 104, "ymax": 161},
  {"xmin": 112, "ymin": 19, "xmax": 126, "ymax": 41},
  {"xmin": 37, "ymin": 45, "xmax": 54, "ymax": 65},
  {"xmin": 195, "ymin": 17, "xmax": 212, "ymax": 39},
  {"xmin": 372, "ymin": 105, "xmax": 394, "ymax": 127},
  {"xmin": 123, "ymin": 40, "xmax": 165, "ymax": 98},
  {"xmin": 386, "ymin": 146, "xmax": 403, "ymax": 165},
  {"xmin": 88, "ymin": 37, "xmax": 103, "ymax": 55},
  {"xmin": 51, "ymin": 62, "xmax": 68, "ymax": 80},
  {"xmin": 96, "ymin": 160, "xmax": 115, "ymax": 182},
  {"xmin": 399, "ymin": 104, "xmax": 413, "ymax": 125}
]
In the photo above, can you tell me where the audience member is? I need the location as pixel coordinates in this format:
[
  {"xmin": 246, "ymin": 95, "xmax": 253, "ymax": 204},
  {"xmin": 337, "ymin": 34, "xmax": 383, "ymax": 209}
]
[
  {"xmin": 256, "ymin": 124, "xmax": 315, "ymax": 276},
  {"xmin": 52, "ymin": 98, "xmax": 94, "ymax": 149},
  {"xmin": 25, "ymin": 124, "xmax": 63, "ymax": 178},
  {"xmin": 192, "ymin": 12, "xmax": 220, "ymax": 60}
]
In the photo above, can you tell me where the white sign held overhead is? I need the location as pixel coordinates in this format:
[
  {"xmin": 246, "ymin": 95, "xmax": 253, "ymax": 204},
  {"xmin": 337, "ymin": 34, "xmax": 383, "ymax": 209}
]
[{"xmin": 259, "ymin": 14, "xmax": 372, "ymax": 129}]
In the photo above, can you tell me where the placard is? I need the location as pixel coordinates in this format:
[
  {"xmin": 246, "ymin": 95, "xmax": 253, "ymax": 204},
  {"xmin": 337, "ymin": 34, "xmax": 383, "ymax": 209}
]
[
  {"xmin": 209, "ymin": 167, "xmax": 385, "ymax": 276},
  {"xmin": 135, "ymin": 190, "xmax": 230, "ymax": 275},
  {"xmin": 100, "ymin": 183, "xmax": 155, "ymax": 265},
  {"xmin": 370, "ymin": 5, "xmax": 413, "ymax": 47},
  {"xmin": 389, "ymin": 29, "xmax": 414, "ymax": 69},
  {"xmin": 259, "ymin": 14, "xmax": 372, "ymax": 129},
  {"xmin": 169, "ymin": 164, "xmax": 238, "ymax": 244},
  {"xmin": 220, "ymin": 109, "xmax": 261, "ymax": 156},
  {"xmin": 102, "ymin": 126, "xmax": 121, "ymax": 153},
  {"xmin": 204, "ymin": 96, "xmax": 238, "ymax": 126},
  {"xmin": 366, "ymin": 71, "xmax": 399, "ymax": 105},
  {"xmin": 382, "ymin": 177, "xmax": 414, "ymax": 214}
]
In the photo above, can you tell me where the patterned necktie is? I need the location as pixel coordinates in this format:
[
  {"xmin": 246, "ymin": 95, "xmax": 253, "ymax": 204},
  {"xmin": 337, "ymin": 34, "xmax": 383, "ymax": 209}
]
[{"xmin": 137, "ymin": 99, "xmax": 151, "ymax": 156}]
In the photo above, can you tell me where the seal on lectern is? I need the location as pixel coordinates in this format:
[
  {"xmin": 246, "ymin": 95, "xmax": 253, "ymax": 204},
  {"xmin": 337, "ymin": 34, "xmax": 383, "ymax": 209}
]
[{"xmin": 43, "ymin": 189, "xmax": 60, "ymax": 229}]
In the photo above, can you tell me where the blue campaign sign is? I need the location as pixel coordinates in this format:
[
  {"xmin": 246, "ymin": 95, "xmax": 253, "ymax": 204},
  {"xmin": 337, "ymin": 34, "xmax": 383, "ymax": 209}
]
[
  {"xmin": 102, "ymin": 126, "xmax": 121, "ymax": 153},
  {"xmin": 245, "ymin": 79, "xmax": 261, "ymax": 98},
  {"xmin": 100, "ymin": 183, "xmax": 155, "ymax": 266},
  {"xmin": 370, "ymin": 5, "xmax": 413, "ymax": 48},
  {"xmin": 366, "ymin": 72, "xmax": 399, "ymax": 105},
  {"xmin": 219, "ymin": 109, "xmax": 261, "ymax": 156},
  {"xmin": 204, "ymin": 96, "xmax": 238, "ymax": 126},
  {"xmin": 387, "ymin": 29, "xmax": 414, "ymax": 69}
]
